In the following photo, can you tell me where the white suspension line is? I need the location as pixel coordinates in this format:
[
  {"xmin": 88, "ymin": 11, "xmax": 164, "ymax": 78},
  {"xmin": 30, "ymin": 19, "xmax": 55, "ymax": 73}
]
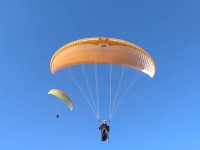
[
  {"xmin": 54, "ymin": 73, "xmax": 93, "ymax": 114},
  {"xmin": 63, "ymin": 68, "xmax": 99, "ymax": 119},
  {"xmin": 110, "ymin": 77, "xmax": 149, "ymax": 120},
  {"xmin": 109, "ymin": 64, "xmax": 113, "ymax": 121},
  {"xmin": 110, "ymin": 72, "xmax": 143, "ymax": 119},
  {"xmin": 109, "ymin": 67, "xmax": 128, "ymax": 120},
  {"xmin": 110, "ymin": 66, "xmax": 125, "ymax": 117},
  {"xmin": 94, "ymin": 64, "xmax": 100, "ymax": 120},
  {"xmin": 67, "ymin": 68, "xmax": 98, "ymax": 118},
  {"xmin": 80, "ymin": 65, "xmax": 99, "ymax": 120}
]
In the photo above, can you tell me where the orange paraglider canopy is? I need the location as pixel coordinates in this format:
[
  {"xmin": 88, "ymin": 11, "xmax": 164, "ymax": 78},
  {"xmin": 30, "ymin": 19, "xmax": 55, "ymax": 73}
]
[{"xmin": 50, "ymin": 37, "xmax": 156, "ymax": 77}]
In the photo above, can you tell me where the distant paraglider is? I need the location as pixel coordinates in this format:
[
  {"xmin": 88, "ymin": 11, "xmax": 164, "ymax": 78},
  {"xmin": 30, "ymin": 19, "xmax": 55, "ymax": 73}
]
[{"xmin": 48, "ymin": 89, "xmax": 74, "ymax": 117}]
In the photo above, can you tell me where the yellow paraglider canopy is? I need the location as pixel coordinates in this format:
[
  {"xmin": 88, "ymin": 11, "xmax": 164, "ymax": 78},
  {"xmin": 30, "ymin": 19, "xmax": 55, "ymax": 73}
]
[{"xmin": 48, "ymin": 89, "xmax": 74, "ymax": 111}]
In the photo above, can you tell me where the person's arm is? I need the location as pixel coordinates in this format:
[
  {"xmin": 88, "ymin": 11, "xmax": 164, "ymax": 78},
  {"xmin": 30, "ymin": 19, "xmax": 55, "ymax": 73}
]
[
  {"xmin": 98, "ymin": 124, "xmax": 101, "ymax": 130},
  {"xmin": 107, "ymin": 125, "xmax": 110, "ymax": 132}
]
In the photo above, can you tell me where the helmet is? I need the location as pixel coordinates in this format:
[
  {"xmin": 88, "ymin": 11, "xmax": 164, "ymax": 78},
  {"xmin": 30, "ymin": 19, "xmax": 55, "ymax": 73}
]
[{"xmin": 103, "ymin": 120, "xmax": 106, "ymax": 122}]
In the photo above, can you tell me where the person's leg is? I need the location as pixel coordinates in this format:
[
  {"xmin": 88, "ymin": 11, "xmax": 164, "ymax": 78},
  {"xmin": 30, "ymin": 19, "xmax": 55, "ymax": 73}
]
[
  {"xmin": 105, "ymin": 129, "xmax": 109, "ymax": 141},
  {"xmin": 101, "ymin": 130, "xmax": 103, "ymax": 141},
  {"xmin": 102, "ymin": 129, "xmax": 107, "ymax": 141}
]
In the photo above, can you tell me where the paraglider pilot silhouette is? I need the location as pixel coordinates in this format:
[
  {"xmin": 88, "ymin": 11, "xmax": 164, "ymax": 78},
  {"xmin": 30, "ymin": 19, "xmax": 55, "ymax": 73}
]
[{"xmin": 98, "ymin": 120, "xmax": 110, "ymax": 141}]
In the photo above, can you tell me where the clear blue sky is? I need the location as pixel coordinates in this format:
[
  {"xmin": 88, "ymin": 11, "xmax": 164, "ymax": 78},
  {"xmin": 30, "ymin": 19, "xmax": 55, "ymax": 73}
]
[{"xmin": 1, "ymin": 0, "xmax": 200, "ymax": 150}]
